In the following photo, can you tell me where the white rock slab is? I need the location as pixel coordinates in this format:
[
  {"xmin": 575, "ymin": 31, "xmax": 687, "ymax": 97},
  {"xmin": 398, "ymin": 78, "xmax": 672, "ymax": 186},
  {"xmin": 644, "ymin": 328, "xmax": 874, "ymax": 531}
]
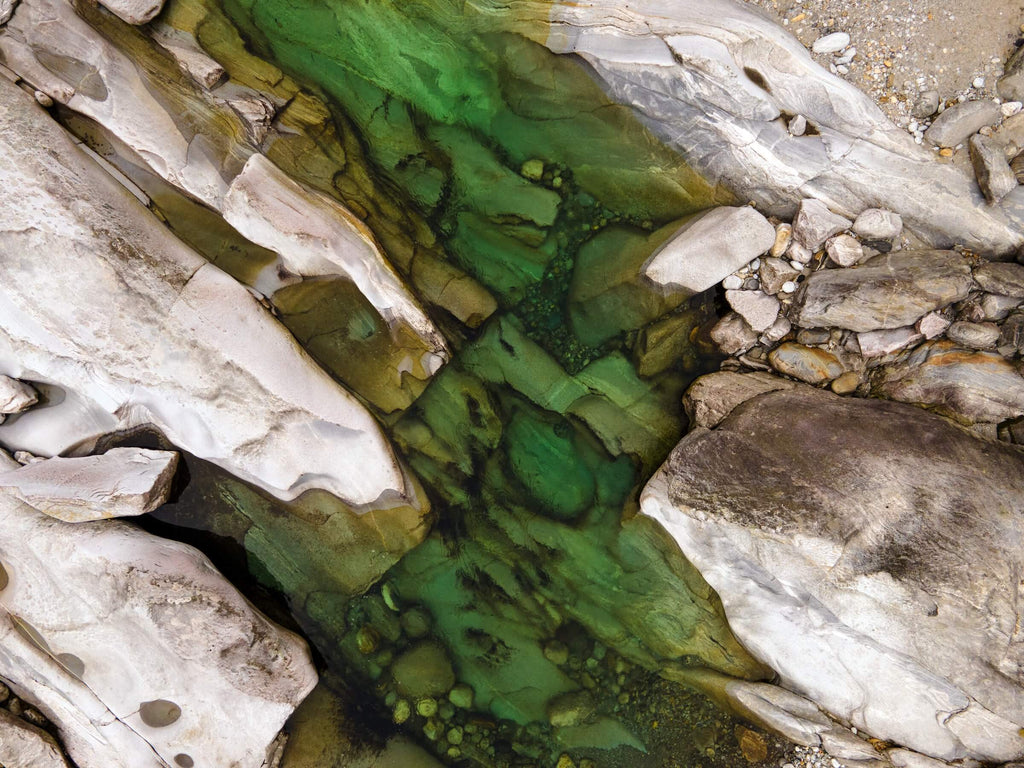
[
  {"xmin": 0, "ymin": 375, "xmax": 37, "ymax": 414},
  {"xmin": 0, "ymin": 0, "xmax": 231, "ymax": 208},
  {"xmin": 642, "ymin": 206, "xmax": 775, "ymax": 293},
  {"xmin": 223, "ymin": 154, "xmax": 448, "ymax": 373},
  {"xmin": 532, "ymin": 0, "xmax": 1023, "ymax": 255},
  {"xmin": 0, "ymin": 448, "xmax": 178, "ymax": 523},
  {"xmin": 0, "ymin": 490, "xmax": 318, "ymax": 768},
  {"xmin": 0, "ymin": 75, "xmax": 420, "ymax": 510}
]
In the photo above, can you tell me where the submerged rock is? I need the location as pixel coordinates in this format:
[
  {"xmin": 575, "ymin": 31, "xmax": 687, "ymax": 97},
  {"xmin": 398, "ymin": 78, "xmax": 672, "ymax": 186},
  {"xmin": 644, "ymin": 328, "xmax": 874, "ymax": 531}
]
[
  {"xmin": 0, "ymin": 474, "xmax": 318, "ymax": 768},
  {"xmin": 790, "ymin": 250, "xmax": 973, "ymax": 331},
  {"xmin": 0, "ymin": 448, "xmax": 178, "ymax": 523},
  {"xmin": 642, "ymin": 382, "xmax": 1024, "ymax": 763}
]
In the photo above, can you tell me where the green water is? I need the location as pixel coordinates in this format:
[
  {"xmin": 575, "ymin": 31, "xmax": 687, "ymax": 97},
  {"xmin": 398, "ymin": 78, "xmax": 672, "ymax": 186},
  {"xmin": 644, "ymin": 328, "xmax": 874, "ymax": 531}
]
[{"xmin": 102, "ymin": 0, "xmax": 782, "ymax": 764}]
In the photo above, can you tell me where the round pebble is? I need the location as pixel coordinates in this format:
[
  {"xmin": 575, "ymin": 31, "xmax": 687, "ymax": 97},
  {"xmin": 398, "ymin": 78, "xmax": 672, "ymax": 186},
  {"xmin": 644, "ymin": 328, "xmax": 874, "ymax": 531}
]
[
  {"xmin": 722, "ymin": 274, "xmax": 743, "ymax": 290},
  {"xmin": 781, "ymin": 281, "xmax": 798, "ymax": 293},
  {"xmin": 416, "ymin": 697, "xmax": 438, "ymax": 717}
]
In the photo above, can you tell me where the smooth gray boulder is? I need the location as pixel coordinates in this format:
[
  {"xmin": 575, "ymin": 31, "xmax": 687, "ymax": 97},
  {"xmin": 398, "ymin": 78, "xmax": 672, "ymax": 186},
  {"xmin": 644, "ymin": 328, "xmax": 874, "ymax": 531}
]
[
  {"xmin": 642, "ymin": 379, "xmax": 1024, "ymax": 763},
  {"xmin": 924, "ymin": 100, "xmax": 1003, "ymax": 148},
  {"xmin": 790, "ymin": 250, "xmax": 973, "ymax": 332},
  {"xmin": 522, "ymin": 0, "xmax": 1023, "ymax": 255},
  {"xmin": 873, "ymin": 340, "xmax": 1024, "ymax": 424},
  {"xmin": 642, "ymin": 206, "xmax": 775, "ymax": 293},
  {"xmin": 0, "ymin": 448, "xmax": 178, "ymax": 523}
]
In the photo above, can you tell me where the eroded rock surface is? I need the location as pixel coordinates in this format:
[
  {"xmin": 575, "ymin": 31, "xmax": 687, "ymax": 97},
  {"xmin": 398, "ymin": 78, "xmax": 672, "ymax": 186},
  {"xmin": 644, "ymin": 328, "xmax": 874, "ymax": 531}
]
[
  {"xmin": 0, "ymin": 448, "xmax": 178, "ymax": 523},
  {"xmin": 0, "ymin": 75, "xmax": 418, "ymax": 509},
  {"xmin": 642, "ymin": 379, "xmax": 1024, "ymax": 762},
  {"xmin": 0, "ymin": 473, "xmax": 318, "ymax": 768},
  {"xmin": 790, "ymin": 250, "xmax": 973, "ymax": 332}
]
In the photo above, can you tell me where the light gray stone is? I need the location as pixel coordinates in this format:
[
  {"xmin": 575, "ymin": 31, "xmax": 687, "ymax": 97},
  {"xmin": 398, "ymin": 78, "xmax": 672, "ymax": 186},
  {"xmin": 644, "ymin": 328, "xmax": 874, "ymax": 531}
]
[
  {"xmin": 770, "ymin": 223, "xmax": 792, "ymax": 258},
  {"xmin": 791, "ymin": 250, "xmax": 973, "ymax": 332},
  {"xmin": 725, "ymin": 289, "xmax": 780, "ymax": 333},
  {"xmin": 788, "ymin": 114, "xmax": 807, "ymax": 136},
  {"xmin": 969, "ymin": 134, "xmax": 1018, "ymax": 204},
  {"xmin": 924, "ymin": 100, "xmax": 1002, "ymax": 148},
  {"xmin": 0, "ymin": 448, "xmax": 178, "ymax": 523},
  {"xmin": 0, "ymin": 375, "xmax": 36, "ymax": 414},
  {"xmin": 825, "ymin": 234, "xmax": 864, "ymax": 266},
  {"xmin": 0, "ymin": 708, "xmax": 70, "ymax": 768},
  {"xmin": 643, "ymin": 206, "xmax": 776, "ymax": 294},
  {"xmin": 787, "ymin": 240, "xmax": 814, "ymax": 264},
  {"xmin": 792, "ymin": 199, "xmax": 852, "ymax": 250},
  {"xmin": 999, "ymin": 313, "xmax": 1024, "ymax": 352},
  {"xmin": 973, "ymin": 261, "xmax": 1024, "ymax": 297},
  {"xmin": 710, "ymin": 313, "xmax": 759, "ymax": 355},
  {"xmin": 911, "ymin": 90, "xmax": 940, "ymax": 119},
  {"xmin": 998, "ymin": 45, "xmax": 1024, "ymax": 103},
  {"xmin": 856, "ymin": 327, "xmax": 923, "ymax": 358},
  {"xmin": 946, "ymin": 321, "xmax": 1001, "ymax": 350},
  {"xmin": 811, "ymin": 32, "xmax": 850, "ymax": 53},
  {"xmin": 768, "ymin": 343, "xmax": 844, "ymax": 384},
  {"xmin": 915, "ymin": 312, "xmax": 951, "ymax": 339},
  {"xmin": 682, "ymin": 371, "xmax": 798, "ymax": 428},
  {"xmin": 642, "ymin": 385, "xmax": 1024, "ymax": 762},
  {"xmin": 874, "ymin": 340, "xmax": 1024, "ymax": 424},
  {"xmin": 852, "ymin": 209, "xmax": 903, "ymax": 240}
]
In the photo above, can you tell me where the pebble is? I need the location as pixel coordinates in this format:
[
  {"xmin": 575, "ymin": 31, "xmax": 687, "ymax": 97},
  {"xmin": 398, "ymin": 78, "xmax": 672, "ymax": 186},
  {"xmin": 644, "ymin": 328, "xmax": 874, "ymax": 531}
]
[
  {"xmin": 792, "ymin": 199, "xmax": 853, "ymax": 250},
  {"xmin": 1002, "ymin": 101, "xmax": 1023, "ymax": 117},
  {"xmin": 912, "ymin": 89, "xmax": 940, "ymax": 118},
  {"xmin": 771, "ymin": 223, "xmax": 793, "ymax": 258},
  {"xmin": 393, "ymin": 699, "xmax": 411, "ymax": 724},
  {"xmin": 812, "ymin": 32, "xmax": 851, "ymax": 54},
  {"xmin": 789, "ymin": 114, "xmax": 808, "ymax": 136},
  {"xmin": 722, "ymin": 274, "xmax": 744, "ymax": 290},
  {"xmin": 448, "ymin": 683, "xmax": 474, "ymax": 709},
  {"xmin": 916, "ymin": 311, "xmax": 951, "ymax": 339},
  {"xmin": 759, "ymin": 257, "xmax": 801, "ymax": 295},
  {"xmin": 781, "ymin": 281, "xmax": 798, "ymax": 293},
  {"xmin": 830, "ymin": 371, "xmax": 860, "ymax": 395},
  {"xmin": 416, "ymin": 697, "xmax": 439, "ymax": 717},
  {"xmin": 34, "ymin": 91, "xmax": 54, "ymax": 108},
  {"xmin": 825, "ymin": 234, "xmax": 865, "ymax": 267}
]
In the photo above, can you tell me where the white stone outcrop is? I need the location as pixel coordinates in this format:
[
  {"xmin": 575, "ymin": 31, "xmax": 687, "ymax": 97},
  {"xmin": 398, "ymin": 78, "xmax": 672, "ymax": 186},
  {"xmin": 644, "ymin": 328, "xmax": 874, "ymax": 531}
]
[
  {"xmin": 642, "ymin": 375, "xmax": 1024, "ymax": 763},
  {"xmin": 0, "ymin": 0, "xmax": 232, "ymax": 208},
  {"xmin": 0, "ymin": 448, "xmax": 178, "ymax": 523},
  {"xmin": 223, "ymin": 154, "xmax": 448, "ymax": 374},
  {"xmin": 0, "ymin": 459, "xmax": 318, "ymax": 768},
  {"xmin": 508, "ymin": 0, "xmax": 1024, "ymax": 255},
  {"xmin": 0, "ymin": 75, "xmax": 420, "ymax": 509}
]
